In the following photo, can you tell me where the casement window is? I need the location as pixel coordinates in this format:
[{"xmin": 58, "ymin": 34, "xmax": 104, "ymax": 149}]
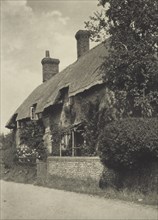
[
  {"xmin": 60, "ymin": 133, "xmax": 72, "ymax": 156},
  {"xmin": 59, "ymin": 123, "xmax": 86, "ymax": 157},
  {"xmin": 30, "ymin": 106, "xmax": 37, "ymax": 120}
]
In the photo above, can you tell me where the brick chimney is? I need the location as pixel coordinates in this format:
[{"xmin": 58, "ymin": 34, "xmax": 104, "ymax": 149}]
[
  {"xmin": 75, "ymin": 30, "xmax": 90, "ymax": 59},
  {"xmin": 41, "ymin": 50, "xmax": 60, "ymax": 82}
]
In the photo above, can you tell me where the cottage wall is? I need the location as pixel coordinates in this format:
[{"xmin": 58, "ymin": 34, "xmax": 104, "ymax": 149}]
[
  {"xmin": 58, "ymin": 84, "xmax": 108, "ymax": 127},
  {"xmin": 41, "ymin": 84, "xmax": 113, "ymax": 155},
  {"xmin": 14, "ymin": 84, "xmax": 112, "ymax": 152},
  {"xmin": 72, "ymin": 84, "xmax": 112, "ymax": 124}
]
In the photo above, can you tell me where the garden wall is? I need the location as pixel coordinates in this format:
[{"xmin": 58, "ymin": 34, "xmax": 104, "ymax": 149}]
[{"xmin": 37, "ymin": 157, "xmax": 104, "ymax": 182}]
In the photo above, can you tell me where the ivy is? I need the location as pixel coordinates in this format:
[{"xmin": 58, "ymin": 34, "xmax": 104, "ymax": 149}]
[
  {"xmin": 50, "ymin": 124, "xmax": 64, "ymax": 156},
  {"xmin": 80, "ymin": 100, "xmax": 100, "ymax": 156}
]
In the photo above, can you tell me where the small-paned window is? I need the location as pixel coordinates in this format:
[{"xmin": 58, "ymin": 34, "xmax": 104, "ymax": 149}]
[{"xmin": 30, "ymin": 106, "xmax": 36, "ymax": 120}]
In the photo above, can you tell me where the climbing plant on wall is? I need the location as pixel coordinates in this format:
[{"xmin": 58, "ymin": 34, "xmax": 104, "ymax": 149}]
[
  {"xmin": 17, "ymin": 120, "xmax": 46, "ymax": 163},
  {"xmin": 50, "ymin": 123, "xmax": 63, "ymax": 156},
  {"xmin": 80, "ymin": 100, "xmax": 100, "ymax": 156}
]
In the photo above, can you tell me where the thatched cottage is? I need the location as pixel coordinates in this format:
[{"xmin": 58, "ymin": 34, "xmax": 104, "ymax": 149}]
[{"xmin": 6, "ymin": 30, "xmax": 111, "ymax": 157}]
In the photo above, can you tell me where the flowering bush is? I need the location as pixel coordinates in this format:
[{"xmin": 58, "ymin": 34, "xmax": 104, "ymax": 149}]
[
  {"xmin": 16, "ymin": 144, "xmax": 40, "ymax": 164},
  {"xmin": 18, "ymin": 121, "xmax": 47, "ymax": 163}
]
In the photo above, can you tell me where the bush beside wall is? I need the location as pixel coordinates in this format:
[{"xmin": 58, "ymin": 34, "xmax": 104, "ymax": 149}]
[
  {"xmin": 98, "ymin": 117, "xmax": 158, "ymax": 190},
  {"xmin": 99, "ymin": 118, "xmax": 158, "ymax": 170}
]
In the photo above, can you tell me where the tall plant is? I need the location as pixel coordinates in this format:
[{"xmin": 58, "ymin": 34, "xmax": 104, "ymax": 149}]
[{"xmin": 85, "ymin": 0, "xmax": 158, "ymax": 117}]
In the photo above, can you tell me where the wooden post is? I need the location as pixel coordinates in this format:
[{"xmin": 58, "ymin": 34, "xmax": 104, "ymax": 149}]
[{"xmin": 72, "ymin": 130, "xmax": 75, "ymax": 157}]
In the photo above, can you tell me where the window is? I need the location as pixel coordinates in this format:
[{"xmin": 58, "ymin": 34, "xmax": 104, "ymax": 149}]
[
  {"xmin": 30, "ymin": 104, "xmax": 37, "ymax": 120},
  {"xmin": 59, "ymin": 124, "xmax": 85, "ymax": 157},
  {"xmin": 60, "ymin": 133, "xmax": 72, "ymax": 156}
]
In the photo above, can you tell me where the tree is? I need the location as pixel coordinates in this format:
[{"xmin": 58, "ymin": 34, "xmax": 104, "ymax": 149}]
[{"xmin": 85, "ymin": 0, "xmax": 158, "ymax": 117}]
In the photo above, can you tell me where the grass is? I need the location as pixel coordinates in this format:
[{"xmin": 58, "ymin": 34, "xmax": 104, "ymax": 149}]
[
  {"xmin": 36, "ymin": 175, "xmax": 158, "ymax": 206},
  {"xmin": 0, "ymin": 164, "xmax": 37, "ymax": 184},
  {"xmin": 1, "ymin": 164, "xmax": 157, "ymax": 206}
]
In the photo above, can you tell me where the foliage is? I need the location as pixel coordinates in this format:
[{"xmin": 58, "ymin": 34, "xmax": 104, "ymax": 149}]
[
  {"xmin": 19, "ymin": 121, "xmax": 44, "ymax": 147},
  {"xmin": 50, "ymin": 123, "xmax": 64, "ymax": 156},
  {"xmin": 0, "ymin": 131, "xmax": 16, "ymax": 168},
  {"xmin": 85, "ymin": 0, "xmax": 158, "ymax": 117},
  {"xmin": 18, "ymin": 120, "xmax": 46, "ymax": 162},
  {"xmin": 1, "ymin": 164, "xmax": 37, "ymax": 184},
  {"xmin": 0, "ymin": 131, "xmax": 15, "ymax": 149},
  {"xmin": 0, "ymin": 133, "xmax": 5, "ymax": 148},
  {"xmin": 3, "ymin": 147, "xmax": 15, "ymax": 168},
  {"xmin": 98, "ymin": 118, "xmax": 158, "ymax": 171},
  {"xmin": 80, "ymin": 97, "xmax": 124, "ymax": 156},
  {"xmin": 63, "ymin": 103, "xmax": 76, "ymax": 125},
  {"xmin": 81, "ymin": 100, "xmax": 100, "ymax": 156},
  {"xmin": 16, "ymin": 144, "xmax": 39, "ymax": 164}
]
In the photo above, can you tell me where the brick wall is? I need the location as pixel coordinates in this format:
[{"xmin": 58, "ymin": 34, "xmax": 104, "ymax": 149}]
[
  {"xmin": 46, "ymin": 156, "xmax": 103, "ymax": 181},
  {"xmin": 42, "ymin": 63, "xmax": 59, "ymax": 82}
]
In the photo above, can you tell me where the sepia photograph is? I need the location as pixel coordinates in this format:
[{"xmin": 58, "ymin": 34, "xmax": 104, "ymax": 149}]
[{"xmin": 1, "ymin": 0, "xmax": 158, "ymax": 219}]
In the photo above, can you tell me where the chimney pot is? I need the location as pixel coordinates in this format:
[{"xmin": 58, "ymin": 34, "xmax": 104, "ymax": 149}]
[{"xmin": 46, "ymin": 50, "xmax": 50, "ymax": 58}]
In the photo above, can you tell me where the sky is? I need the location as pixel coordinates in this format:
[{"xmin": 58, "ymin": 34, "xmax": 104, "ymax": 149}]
[{"xmin": 1, "ymin": 0, "xmax": 100, "ymax": 134}]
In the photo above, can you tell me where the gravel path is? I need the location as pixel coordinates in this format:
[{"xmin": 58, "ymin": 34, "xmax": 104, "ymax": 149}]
[{"xmin": 0, "ymin": 180, "xmax": 157, "ymax": 220}]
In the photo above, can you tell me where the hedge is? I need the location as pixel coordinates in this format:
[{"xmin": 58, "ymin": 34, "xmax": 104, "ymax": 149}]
[{"xmin": 98, "ymin": 118, "xmax": 158, "ymax": 171}]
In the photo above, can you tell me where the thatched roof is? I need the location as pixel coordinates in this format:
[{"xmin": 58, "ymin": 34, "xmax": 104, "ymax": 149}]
[{"xmin": 6, "ymin": 41, "xmax": 109, "ymax": 128}]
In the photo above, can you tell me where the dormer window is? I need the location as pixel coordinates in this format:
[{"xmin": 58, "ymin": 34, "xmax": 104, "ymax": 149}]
[{"xmin": 30, "ymin": 104, "xmax": 37, "ymax": 120}]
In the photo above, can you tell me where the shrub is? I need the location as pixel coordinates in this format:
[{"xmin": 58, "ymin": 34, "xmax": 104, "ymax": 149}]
[
  {"xmin": 98, "ymin": 118, "xmax": 158, "ymax": 171},
  {"xmin": 18, "ymin": 120, "xmax": 46, "ymax": 163},
  {"xmin": 81, "ymin": 100, "xmax": 100, "ymax": 156},
  {"xmin": 16, "ymin": 144, "xmax": 38, "ymax": 165},
  {"xmin": 0, "ymin": 131, "xmax": 16, "ymax": 168},
  {"xmin": 3, "ymin": 147, "xmax": 16, "ymax": 168},
  {"xmin": 19, "ymin": 121, "xmax": 44, "ymax": 149}
]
